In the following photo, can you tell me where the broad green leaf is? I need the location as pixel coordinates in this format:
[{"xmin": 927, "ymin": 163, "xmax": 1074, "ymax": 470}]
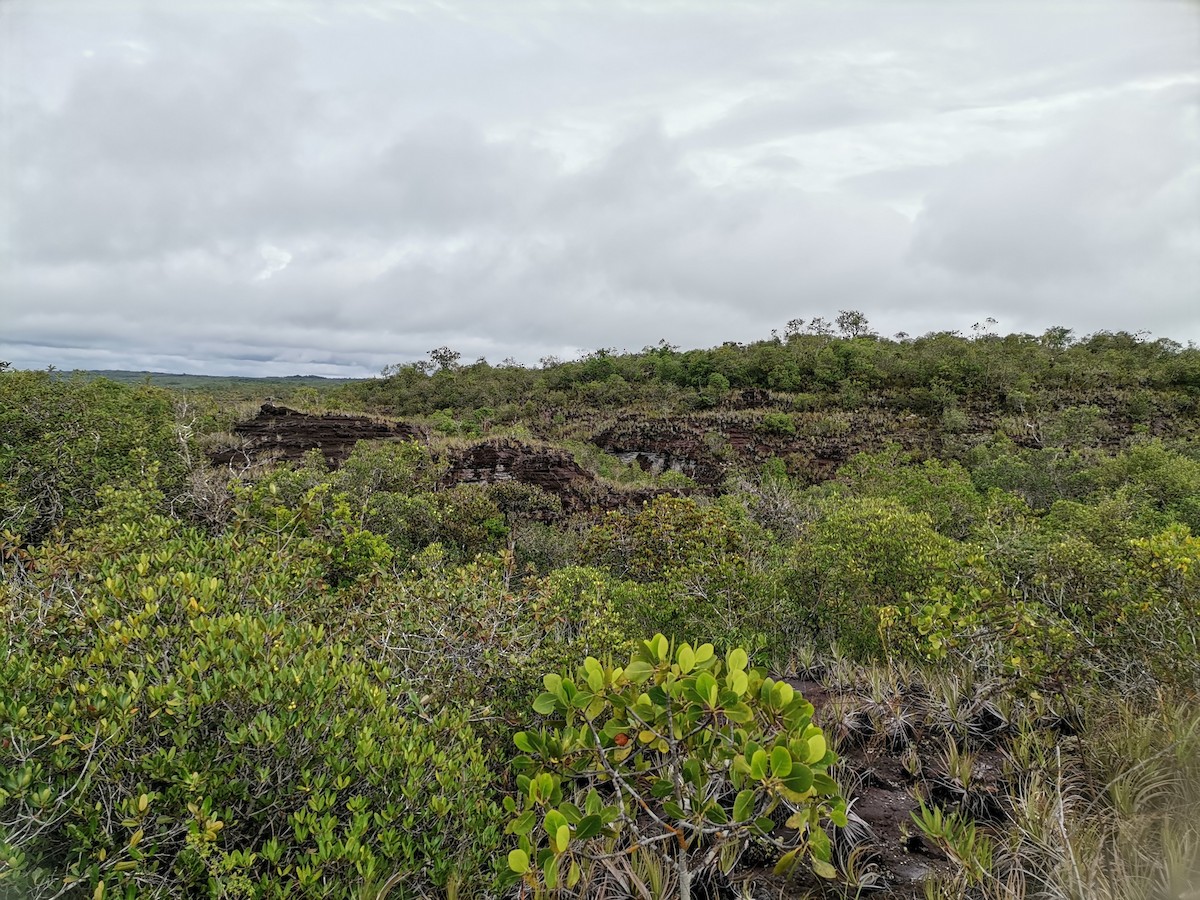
[
  {"xmin": 810, "ymin": 826, "xmax": 832, "ymax": 860},
  {"xmin": 733, "ymin": 789, "xmax": 755, "ymax": 823},
  {"xmin": 684, "ymin": 683, "xmax": 708, "ymax": 706},
  {"xmin": 624, "ymin": 660, "xmax": 653, "ymax": 683},
  {"xmin": 773, "ymin": 681, "xmax": 794, "ymax": 707},
  {"xmin": 812, "ymin": 773, "xmax": 838, "ymax": 795},
  {"xmin": 507, "ymin": 849, "xmax": 529, "ymax": 874},
  {"xmin": 694, "ymin": 643, "xmax": 714, "ymax": 663},
  {"xmin": 509, "ymin": 810, "xmax": 536, "ymax": 836},
  {"xmin": 727, "ymin": 647, "xmax": 748, "ymax": 673},
  {"xmin": 773, "ymin": 847, "xmax": 800, "ymax": 875},
  {"xmin": 575, "ymin": 814, "xmax": 602, "ymax": 840},
  {"xmin": 543, "ymin": 810, "xmax": 567, "ymax": 839},
  {"xmin": 695, "ymin": 672, "xmax": 718, "ymax": 707},
  {"xmin": 829, "ymin": 801, "xmax": 848, "ymax": 828},
  {"xmin": 532, "ymin": 693, "xmax": 558, "ymax": 715},
  {"xmin": 812, "ymin": 857, "xmax": 838, "ymax": 880},
  {"xmin": 554, "ymin": 824, "xmax": 570, "ymax": 854},
  {"xmin": 651, "ymin": 634, "xmax": 669, "ymax": 660},
  {"xmin": 770, "ymin": 746, "xmax": 792, "ymax": 778},
  {"xmin": 558, "ymin": 802, "xmax": 582, "ymax": 824},
  {"xmin": 783, "ymin": 764, "xmax": 813, "ymax": 795},
  {"xmin": 543, "ymin": 673, "xmax": 562, "ymax": 695},
  {"xmin": 585, "ymin": 696, "xmax": 606, "ymax": 720},
  {"xmin": 602, "ymin": 719, "xmax": 627, "ymax": 739},
  {"xmin": 513, "ymin": 732, "xmax": 536, "ymax": 754},
  {"xmin": 749, "ymin": 749, "xmax": 768, "ymax": 781}
]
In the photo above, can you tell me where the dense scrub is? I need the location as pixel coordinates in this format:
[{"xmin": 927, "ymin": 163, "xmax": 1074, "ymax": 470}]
[
  {"xmin": 1, "ymin": 325, "xmax": 1198, "ymax": 898},
  {"xmin": 334, "ymin": 322, "xmax": 1200, "ymax": 430}
]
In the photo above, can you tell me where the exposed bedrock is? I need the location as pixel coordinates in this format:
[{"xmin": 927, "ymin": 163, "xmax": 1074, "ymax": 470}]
[{"xmin": 208, "ymin": 404, "xmax": 425, "ymax": 469}]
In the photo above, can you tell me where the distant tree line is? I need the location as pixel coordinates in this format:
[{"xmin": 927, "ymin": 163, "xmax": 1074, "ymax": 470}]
[{"xmin": 337, "ymin": 313, "xmax": 1200, "ymax": 417}]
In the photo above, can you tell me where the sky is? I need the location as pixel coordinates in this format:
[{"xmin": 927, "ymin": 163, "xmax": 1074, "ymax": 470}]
[{"xmin": 1, "ymin": 0, "xmax": 1198, "ymax": 377}]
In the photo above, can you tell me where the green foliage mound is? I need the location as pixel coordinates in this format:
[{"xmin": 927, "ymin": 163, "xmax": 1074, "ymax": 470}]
[
  {"xmin": 0, "ymin": 371, "xmax": 185, "ymax": 541},
  {"xmin": 0, "ymin": 477, "xmax": 502, "ymax": 899}
]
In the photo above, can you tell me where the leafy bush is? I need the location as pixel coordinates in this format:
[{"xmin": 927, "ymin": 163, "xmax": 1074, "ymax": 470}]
[
  {"xmin": 836, "ymin": 447, "xmax": 985, "ymax": 539},
  {"xmin": 0, "ymin": 372, "xmax": 186, "ymax": 540},
  {"xmin": 583, "ymin": 497, "xmax": 788, "ymax": 655},
  {"xmin": 0, "ymin": 479, "xmax": 503, "ymax": 898},
  {"xmin": 505, "ymin": 636, "xmax": 845, "ymax": 898},
  {"xmin": 758, "ymin": 412, "xmax": 798, "ymax": 436}
]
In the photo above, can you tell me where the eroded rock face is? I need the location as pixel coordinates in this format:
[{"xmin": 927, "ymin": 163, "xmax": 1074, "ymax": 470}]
[
  {"xmin": 444, "ymin": 439, "xmax": 590, "ymax": 493},
  {"xmin": 208, "ymin": 404, "xmax": 425, "ymax": 469},
  {"xmin": 442, "ymin": 438, "xmax": 669, "ymax": 514},
  {"xmin": 592, "ymin": 409, "xmax": 939, "ymax": 488},
  {"xmin": 593, "ymin": 421, "xmax": 727, "ymax": 487},
  {"xmin": 209, "ymin": 415, "xmax": 671, "ymax": 516}
]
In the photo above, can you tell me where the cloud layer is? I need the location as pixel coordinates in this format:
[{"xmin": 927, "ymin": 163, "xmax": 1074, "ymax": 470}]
[{"xmin": 2, "ymin": 1, "xmax": 1197, "ymax": 375}]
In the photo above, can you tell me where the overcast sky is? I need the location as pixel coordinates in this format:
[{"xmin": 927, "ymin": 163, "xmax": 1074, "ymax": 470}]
[{"xmin": 1, "ymin": 1, "xmax": 1197, "ymax": 376}]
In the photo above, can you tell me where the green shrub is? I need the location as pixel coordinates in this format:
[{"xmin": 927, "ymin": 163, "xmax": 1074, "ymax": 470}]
[
  {"xmin": 0, "ymin": 478, "xmax": 504, "ymax": 898},
  {"xmin": 836, "ymin": 447, "xmax": 985, "ymax": 539},
  {"xmin": 792, "ymin": 497, "xmax": 974, "ymax": 658},
  {"xmin": 0, "ymin": 373, "xmax": 186, "ymax": 540},
  {"xmin": 505, "ymin": 636, "xmax": 845, "ymax": 898},
  {"xmin": 758, "ymin": 412, "xmax": 797, "ymax": 436}
]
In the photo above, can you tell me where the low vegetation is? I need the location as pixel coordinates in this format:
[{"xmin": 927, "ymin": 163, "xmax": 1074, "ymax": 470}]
[{"xmin": 1, "ymin": 319, "xmax": 1197, "ymax": 898}]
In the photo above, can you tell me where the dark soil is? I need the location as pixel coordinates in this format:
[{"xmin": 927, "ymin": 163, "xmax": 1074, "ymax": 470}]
[{"xmin": 723, "ymin": 677, "xmax": 1014, "ymax": 898}]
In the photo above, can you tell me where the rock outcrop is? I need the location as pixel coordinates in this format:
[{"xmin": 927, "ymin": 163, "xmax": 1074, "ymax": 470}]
[
  {"xmin": 208, "ymin": 404, "xmax": 425, "ymax": 469},
  {"xmin": 443, "ymin": 438, "xmax": 670, "ymax": 514}
]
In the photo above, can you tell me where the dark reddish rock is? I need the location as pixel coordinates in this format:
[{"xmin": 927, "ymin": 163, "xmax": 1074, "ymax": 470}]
[
  {"xmin": 592, "ymin": 409, "xmax": 941, "ymax": 489},
  {"xmin": 444, "ymin": 439, "xmax": 592, "ymax": 494},
  {"xmin": 443, "ymin": 438, "xmax": 671, "ymax": 515},
  {"xmin": 209, "ymin": 404, "xmax": 425, "ymax": 469}
]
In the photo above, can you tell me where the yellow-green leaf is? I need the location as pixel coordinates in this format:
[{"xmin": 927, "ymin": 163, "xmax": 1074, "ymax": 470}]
[
  {"xmin": 812, "ymin": 857, "xmax": 838, "ymax": 879},
  {"xmin": 677, "ymin": 644, "xmax": 695, "ymax": 674},
  {"xmin": 806, "ymin": 733, "xmax": 827, "ymax": 764}
]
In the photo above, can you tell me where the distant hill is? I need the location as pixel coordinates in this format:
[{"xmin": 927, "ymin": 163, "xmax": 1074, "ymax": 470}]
[{"xmin": 63, "ymin": 369, "xmax": 367, "ymax": 397}]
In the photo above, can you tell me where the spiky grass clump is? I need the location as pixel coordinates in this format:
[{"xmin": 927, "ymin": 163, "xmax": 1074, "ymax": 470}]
[{"xmin": 999, "ymin": 693, "xmax": 1200, "ymax": 900}]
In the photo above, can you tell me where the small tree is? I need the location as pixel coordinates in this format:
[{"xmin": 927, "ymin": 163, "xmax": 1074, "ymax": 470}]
[
  {"xmin": 504, "ymin": 635, "xmax": 846, "ymax": 898},
  {"xmin": 835, "ymin": 310, "xmax": 873, "ymax": 339},
  {"xmin": 428, "ymin": 346, "xmax": 462, "ymax": 372}
]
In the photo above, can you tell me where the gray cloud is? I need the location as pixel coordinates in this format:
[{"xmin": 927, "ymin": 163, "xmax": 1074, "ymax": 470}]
[{"xmin": 1, "ymin": 0, "xmax": 1197, "ymax": 376}]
